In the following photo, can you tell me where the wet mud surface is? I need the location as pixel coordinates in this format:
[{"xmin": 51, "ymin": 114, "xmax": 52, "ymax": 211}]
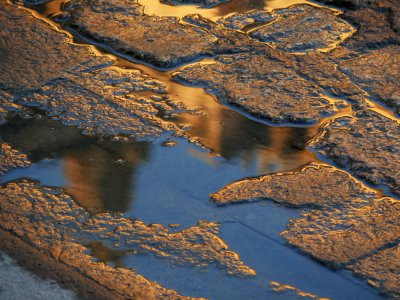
[{"xmin": 0, "ymin": 0, "xmax": 399, "ymax": 298}]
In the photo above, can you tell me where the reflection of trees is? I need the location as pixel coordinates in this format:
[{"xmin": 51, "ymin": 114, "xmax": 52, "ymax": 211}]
[
  {"xmin": 177, "ymin": 95, "xmax": 317, "ymax": 172},
  {"xmin": 65, "ymin": 142, "xmax": 149, "ymax": 213},
  {"xmin": 1, "ymin": 115, "xmax": 150, "ymax": 213},
  {"xmin": 2, "ymin": 106, "xmax": 317, "ymax": 213},
  {"xmin": 215, "ymin": 0, "xmax": 266, "ymax": 16}
]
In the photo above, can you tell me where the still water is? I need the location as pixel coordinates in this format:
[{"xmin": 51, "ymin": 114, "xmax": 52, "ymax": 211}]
[{"xmin": 0, "ymin": 0, "xmax": 383, "ymax": 299}]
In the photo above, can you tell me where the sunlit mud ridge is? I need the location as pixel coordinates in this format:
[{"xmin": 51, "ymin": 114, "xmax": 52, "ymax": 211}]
[
  {"xmin": 63, "ymin": 0, "xmax": 355, "ymax": 68},
  {"xmin": 0, "ymin": 2, "xmax": 193, "ymax": 139},
  {"xmin": 211, "ymin": 163, "xmax": 378, "ymax": 207},
  {"xmin": 339, "ymin": 46, "xmax": 400, "ymax": 115},
  {"xmin": 309, "ymin": 110, "xmax": 400, "ymax": 197},
  {"xmin": 269, "ymin": 281, "xmax": 329, "ymax": 300},
  {"xmin": 1, "ymin": 0, "xmax": 400, "ymax": 298},
  {"xmin": 244, "ymin": 5, "xmax": 354, "ymax": 53},
  {"xmin": 174, "ymin": 52, "xmax": 349, "ymax": 124},
  {"xmin": 0, "ymin": 143, "xmax": 31, "ymax": 176},
  {"xmin": 64, "ymin": 0, "xmax": 222, "ymax": 68},
  {"xmin": 0, "ymin": 180, "xmax": 255, "ymax": 299},
  {"xmin": 213, "ymin": 163, "xmax": 400, "ymax": 297},
  {"xmin": 283, "ymin": 197, "xmax": 400, "ymax": 297}
]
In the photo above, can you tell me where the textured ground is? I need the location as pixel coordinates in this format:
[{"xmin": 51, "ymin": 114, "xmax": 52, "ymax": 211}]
[{"xmin": 1, "ymin": 0, "xmax": 399, "ymax": 298}]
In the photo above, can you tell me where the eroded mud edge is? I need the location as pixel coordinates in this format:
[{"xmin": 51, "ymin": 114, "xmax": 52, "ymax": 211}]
[{"xmin": 0, "ymin": 228, "xmax": 121, "ymax": 300}]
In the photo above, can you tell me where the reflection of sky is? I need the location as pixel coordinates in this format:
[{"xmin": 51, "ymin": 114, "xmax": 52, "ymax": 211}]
[
  {"xmin": 0, "ymin": 139, "xmax": 381, "ymax": 299},
  {"xmin": 1, "ymin": 1, "xmax": 382, "ymax": 298}
]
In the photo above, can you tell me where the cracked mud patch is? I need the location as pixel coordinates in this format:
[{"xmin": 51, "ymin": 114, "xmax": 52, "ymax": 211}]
[
  {"xmin": 1, "ymin": 0, "xmax": 400, "ymax": 298},
  {"xmin": 248, "ymin": 4, "xmax": 355, "ymax": 53},
  {"xmin": 213, "ymin": 162, "xmax": 400, "ymax": 297},
  {"xmin": 283, "ymin": 197, "xmax": 400, "ymax": 266},
  {"xmin": 0, "ymin": 180, "xmax": 255, "ymax": 299},
  {"xmin": 0, "ymin": 142, "xmax": 31, "ymax": 177},
  {"xmin": 65, "ymin": 0, "xmax": 219, "ymax": 68},
  {"xmin": 0, "ymin": 2, "xmax": 111, "ymax": 95},
  {"xmin": 339, "ymin": 46, "xmax": 400, "ymax": 115},
  {"xmin": 211, "ymin": 163, "xmax": 377, "ymax": 207},
  {"xmin": 349, "ymin": 244, "xmax": 400, "ymax": 298},
  {"xmin": 160, "ymin": 0, "xmax": 229, "ymax": 8},
  {"xmin": 309, "ymin": 110, "xmax": 400, "ymax": 196},
  {"xmin": 174, "ymin": 52, "xmax": 349, "ymax": 124},
  {"xmin": 21, "ymin": 67, "xmax": 184, "ymax": 138},
  {"xmin": 0, "ymin": 1, "xmax": 193, "ymax": 139}
]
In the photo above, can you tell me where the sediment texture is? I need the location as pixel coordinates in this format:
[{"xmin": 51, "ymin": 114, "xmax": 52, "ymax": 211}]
[
  {"xmin": 0, "ymin": 142, "xmax": 30, "ymax": 177},
  {"xmin": 0, "ymin": 180, "xmax": 254, "ymax": 298},
  {"xmin": 349, "ymin": 244, "xmax": 400, "ymax": 298},
  {"xmin": 174, "ymin": 52, "xmax": 341, "ymax": 124},
  {"xmin": 66, "ymin": 0, "xmax": 217, "ymax": 67},
  {"xmin": 249, "ymin": 5, "xmax": 355, "ymax": 53},
  {"xmin": 160, "ymin": 0, "xmax": 229, "ymax": 8},
  {"xmin": 0, "ymin": 1, "xmax": 190, "ymax": 139},
  {"xmin": 309, "ymin": 110, "xmax": 400, "ymax": 196},
  {"xmin": 339, "ymin": 46, "xmax": 400, "ymax": 114},
  {"xmin": 211, "ymin": 163, "xmax": 377, "ymax": 207}
]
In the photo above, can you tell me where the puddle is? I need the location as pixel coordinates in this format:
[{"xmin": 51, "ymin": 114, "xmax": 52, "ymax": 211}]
[
  {"xmin": 28, "ymin": 0, "xmax": 323, "ymax": 21},
  {"xmin": 137, "ymin": 0, "xmax": 317, "ymax": 21},
  {"xmin": 0, "ymin": 0, "xmax": 387, "ymax": 299},
  {"xmin": 0, "ymin": 103, "xmax": 380, "ymax": 300}
]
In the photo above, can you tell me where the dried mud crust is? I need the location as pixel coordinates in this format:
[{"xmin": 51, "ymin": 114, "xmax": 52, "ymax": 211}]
[
  {"xmin": 317, "ymin": 0, "xmax": 400, "ymax": 61},
  {"xmin": 212, "ymin": 163, "xmax": 400, "ymax": 297},
  {"xmin": 0, "ymin": 180, "xmax": 255, "ymax": 299},
  {"xmin": 174, "ymin": 52, "xmax": 346, "ymax": 124},
  {"xmin": 283, "ymin": 197, "xmax": 400, "ymax": 265},
  {"xmin": 216, "ymin": 10, "xmax": 274, "ymax": 30},
  {"xmin": 211, "ymin": 163, "xmax": 377, "ymax": 207},
  {"xmin": 282, "ymin": 195, "xmax": 400, "ymax": 299},
  {"xmin": 0, "ymin": 142, "xmax": 30, "ymax": 177},
  {"xmin": 20, "ymin": 67, "xmax": 185, "ymax": 138},
  {"xmin": 65, "ymin": 0, "xmax": 219, "ymax": 67},
  {"xmin": 309, "ymin": 110, "xmax": 400, "ymax": 196},
  {"xmin": 0, "ymin": 2, "xmax": 111, "ymax": 95},
  {"xmin": 349, "ymin": 244, "xmax": 400, "ymax": 298},
  {"xmin": 248, "ymin": 5, "xmax": 355, "ymax": 53},
  {"xmin": 65, "ymin": 1, "xmax": 357, "ymax": 66},
  {"xmin": 339, "ymin": 46, "xmax": 400, "ymax": 115},
  {"xmin": 0, "ymin": 2, "xmax": 191, "ymax": 139},
  {"xmin": 0, "ymin": 91, "xmax": 20, "ymax": 125}
]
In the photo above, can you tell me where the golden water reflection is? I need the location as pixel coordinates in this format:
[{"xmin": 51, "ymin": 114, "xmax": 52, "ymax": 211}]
[
  {"xmin": 2, "ymin": 110, "xmax": 317, "ymax": 214},
  {"xmin": 65, "ymin": 143, "xmax": 149, "ymax": 213},
  {"xmin": 9, "ymin": 0, "xmax": 319, "ymax": 214},
  {"xmin": 138, "ymin": 0, "xmax": 315, "ymax": 21}
]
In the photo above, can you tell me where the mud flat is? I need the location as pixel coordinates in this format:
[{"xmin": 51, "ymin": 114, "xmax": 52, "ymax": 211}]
[
  {"xmin": 0, "ymin": 180, "xmax": 254, "ymax": 299},
  {"xmin": 212, "ymin": 161, "xmax": 400, "ymax": 297},
  {"xmin": 1, "ymin": 0, "xmax": 399, "ymax": 298},
  {"xmin": 0, "ymin": 1, "xmax": 191, "ymax": 139},
  {"xmin": 309, "ymin": 110, "xmax": 400, "ymax": 197},
  {"xmin": 211, "ymin": 163, "xmax": 377, "ymax": 207}
]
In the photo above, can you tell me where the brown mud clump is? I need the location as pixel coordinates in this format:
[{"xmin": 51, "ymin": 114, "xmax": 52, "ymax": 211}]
[
  {"xmin": 0, "ymin": 180, "xmax": 255, "ymax": 299},
  {"xmin": 309, "ymin": 110, "xmax": 400, "ymax": 196},
  {"xmin": 0, "ymin": 1, "xmax": 192, "ymax": 139},
  {"xmin": 211, "ymin": 163, "xmax": 377, "ymax": 207}
]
